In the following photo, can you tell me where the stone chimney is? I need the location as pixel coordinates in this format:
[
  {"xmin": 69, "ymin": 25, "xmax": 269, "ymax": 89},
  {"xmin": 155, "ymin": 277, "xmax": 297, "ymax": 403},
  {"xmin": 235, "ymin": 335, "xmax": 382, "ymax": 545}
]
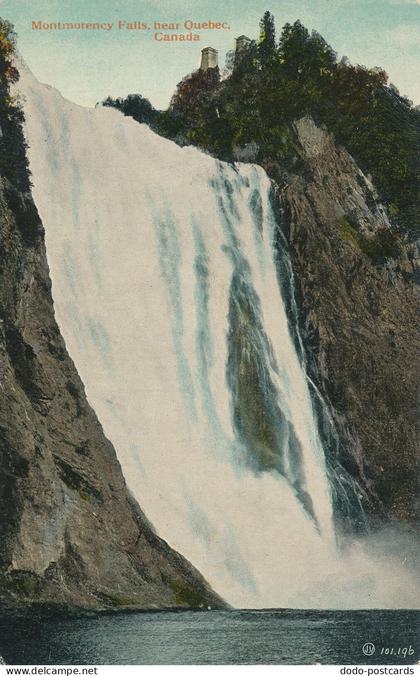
[
  {"xmin": 200, "ymin": 46, "xmax": 218, "ymax": 71},
  {"xmin": 235, "ymin": 35, "xmax": 251, "ymax": 52}
]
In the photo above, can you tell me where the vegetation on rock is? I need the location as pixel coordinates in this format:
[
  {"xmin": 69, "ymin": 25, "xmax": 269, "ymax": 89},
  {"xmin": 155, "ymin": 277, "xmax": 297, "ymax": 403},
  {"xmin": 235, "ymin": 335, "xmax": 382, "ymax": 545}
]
[
  {"xmin": 0, "ymin": 19, "xmax": 29, "ymax": 191},
  {"xmin": 102, "ymin": 93, "xmax": 159, "ymax": 126}
]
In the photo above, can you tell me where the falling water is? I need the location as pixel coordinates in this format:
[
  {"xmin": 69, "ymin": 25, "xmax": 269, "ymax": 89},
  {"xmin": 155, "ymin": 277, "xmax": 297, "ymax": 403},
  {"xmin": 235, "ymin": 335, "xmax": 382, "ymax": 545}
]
[{"xmin": 18, "ymin": 65, "xmax": 420, "ymax": 609}]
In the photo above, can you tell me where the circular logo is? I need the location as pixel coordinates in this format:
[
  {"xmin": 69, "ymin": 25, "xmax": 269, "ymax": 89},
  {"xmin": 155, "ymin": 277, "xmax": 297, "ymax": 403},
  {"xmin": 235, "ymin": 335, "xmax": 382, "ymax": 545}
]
[{"xmin": 363, "ymin": 642, "xmax": 376, "ymax": 656}]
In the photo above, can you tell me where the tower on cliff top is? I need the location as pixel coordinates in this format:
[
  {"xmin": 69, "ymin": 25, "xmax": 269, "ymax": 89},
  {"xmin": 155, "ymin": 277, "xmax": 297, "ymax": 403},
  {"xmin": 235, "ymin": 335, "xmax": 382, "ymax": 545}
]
[
  {"xmin": 200, "ymin": 46, "xmax": 218, "ymax": 71},
  {"xmin": 235, "ymin": 35, "xmax": 251, "ymax": 52}
]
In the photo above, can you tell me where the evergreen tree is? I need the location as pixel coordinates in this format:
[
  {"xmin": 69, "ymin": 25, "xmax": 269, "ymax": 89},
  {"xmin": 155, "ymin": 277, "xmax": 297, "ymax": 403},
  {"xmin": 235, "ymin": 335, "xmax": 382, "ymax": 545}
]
[
  {"xmin": 258, "ymin": 11, "xmax": 276, "ymax": 68},
  {"xmin": 279, "ymin": 20, "xmax": 336, "ymax": 80}
]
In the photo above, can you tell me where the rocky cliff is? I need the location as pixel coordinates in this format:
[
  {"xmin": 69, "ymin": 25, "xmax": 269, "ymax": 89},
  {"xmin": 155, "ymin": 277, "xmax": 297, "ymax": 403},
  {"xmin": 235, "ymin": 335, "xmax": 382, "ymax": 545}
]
[
  {"xmin": 0, "ymin": 177, "xmax": 224, "ymax": 611},
  {"xmin": 263, "ymin": 117, "xmax": 418, "ymax": 527}
]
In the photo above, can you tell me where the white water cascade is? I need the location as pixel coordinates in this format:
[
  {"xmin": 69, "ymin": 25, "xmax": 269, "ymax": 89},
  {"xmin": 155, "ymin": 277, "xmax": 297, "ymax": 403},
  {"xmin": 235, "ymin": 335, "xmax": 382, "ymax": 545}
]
[{"xmin": 18, "ymin": 66, "xmax": 420, "ymax": 609}]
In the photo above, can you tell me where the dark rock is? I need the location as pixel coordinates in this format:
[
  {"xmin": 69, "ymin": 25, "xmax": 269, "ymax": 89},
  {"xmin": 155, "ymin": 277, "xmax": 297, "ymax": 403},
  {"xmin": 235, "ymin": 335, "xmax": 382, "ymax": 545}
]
[{"xmin": 261, "ymin": 117, "xmax": 419, "ymax": 527}]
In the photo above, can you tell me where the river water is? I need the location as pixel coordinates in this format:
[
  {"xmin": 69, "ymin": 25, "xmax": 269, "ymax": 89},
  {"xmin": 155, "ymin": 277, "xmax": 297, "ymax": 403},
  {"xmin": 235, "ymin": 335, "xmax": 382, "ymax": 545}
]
[{"xmin": 0, "ymin": 609, "xmax": 418, "ymax": 665}]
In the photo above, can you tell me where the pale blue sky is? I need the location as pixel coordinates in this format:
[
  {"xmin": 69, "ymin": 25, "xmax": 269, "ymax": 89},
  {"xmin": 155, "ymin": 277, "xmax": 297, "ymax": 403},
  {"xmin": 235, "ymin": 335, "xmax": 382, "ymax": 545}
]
[{"xmin": 2, "ymin": 0, "xmax": 419, "ymax": 109}]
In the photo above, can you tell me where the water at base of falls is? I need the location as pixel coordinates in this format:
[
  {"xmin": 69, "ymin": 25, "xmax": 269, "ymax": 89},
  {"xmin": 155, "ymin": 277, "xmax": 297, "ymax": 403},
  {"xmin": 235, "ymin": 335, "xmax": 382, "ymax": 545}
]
[
  {"xmin": 18, "ymin": 65, "xmax": 420, "ymax": 610},
  {"xmin": 1, "ymin": 608, "xmax": 419, "ymax": 665}
]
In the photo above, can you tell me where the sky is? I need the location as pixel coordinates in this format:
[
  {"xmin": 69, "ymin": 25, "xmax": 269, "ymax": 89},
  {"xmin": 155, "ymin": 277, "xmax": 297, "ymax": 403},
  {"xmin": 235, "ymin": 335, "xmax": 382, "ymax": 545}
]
[{"xmin": 1, "ymin": 0, "xmax": 419, "ymax": 109}]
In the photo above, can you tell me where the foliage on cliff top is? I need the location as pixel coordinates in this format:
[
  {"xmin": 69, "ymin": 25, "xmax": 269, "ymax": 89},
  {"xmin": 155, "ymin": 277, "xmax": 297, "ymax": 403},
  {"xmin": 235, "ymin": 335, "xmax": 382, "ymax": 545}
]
[
  {"xmin": 0, "ymin": 19, "xmax": 29, "ymax": 191},
  {"xmin": 102, "ymin": 93, "xmax": 159, "ymax": 126},
  {"xmin": 102, "ymin": 15, "xmax": 419, "ymax": 238}
]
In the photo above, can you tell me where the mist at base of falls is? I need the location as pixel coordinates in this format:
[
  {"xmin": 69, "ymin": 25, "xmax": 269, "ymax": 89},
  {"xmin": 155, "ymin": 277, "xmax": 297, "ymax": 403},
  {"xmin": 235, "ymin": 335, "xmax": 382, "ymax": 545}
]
[{"xmin": 18, "ymin": 66, "xmax": 420, "ymax": 610}]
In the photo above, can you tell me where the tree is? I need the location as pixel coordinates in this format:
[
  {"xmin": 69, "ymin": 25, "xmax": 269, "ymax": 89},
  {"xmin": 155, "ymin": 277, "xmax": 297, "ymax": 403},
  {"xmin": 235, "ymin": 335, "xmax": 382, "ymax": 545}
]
[
  {"xmin": 102, "ymin": 94, "xmax": 159, "ymax": 125},
  {"xmin": 0, "ymin": 20, "xmax": 30, "ymax": 190},
  {"xmin": 0, "ymin": 19, "xmax": 18, "ymax": 84},
  {"xmin": 279, "ymin": 21, "xmax": 337, "ymax": 80},
  {"xmin": 258, "ymin": 11, "xmax": 276, "ymax": 68}
]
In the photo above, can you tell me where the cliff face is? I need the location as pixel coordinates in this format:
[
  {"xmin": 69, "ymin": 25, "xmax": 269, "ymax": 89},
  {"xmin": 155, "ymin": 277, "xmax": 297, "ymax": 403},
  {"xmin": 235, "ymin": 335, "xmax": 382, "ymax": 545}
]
[
  {"xmin": 263, "ymin": 117, "xmax": 418, "ymax": 526},
  {"xmin": 0, "ymin": 179, "xmax": 224, "ymax": 610}
]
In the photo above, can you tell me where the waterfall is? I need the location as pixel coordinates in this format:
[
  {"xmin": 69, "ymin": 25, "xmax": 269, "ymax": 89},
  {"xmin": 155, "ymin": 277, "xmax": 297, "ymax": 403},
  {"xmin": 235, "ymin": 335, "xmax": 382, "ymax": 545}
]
[{"xmin": 17, "ymin": 66, "xmax": 420, "ymax": 610}]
